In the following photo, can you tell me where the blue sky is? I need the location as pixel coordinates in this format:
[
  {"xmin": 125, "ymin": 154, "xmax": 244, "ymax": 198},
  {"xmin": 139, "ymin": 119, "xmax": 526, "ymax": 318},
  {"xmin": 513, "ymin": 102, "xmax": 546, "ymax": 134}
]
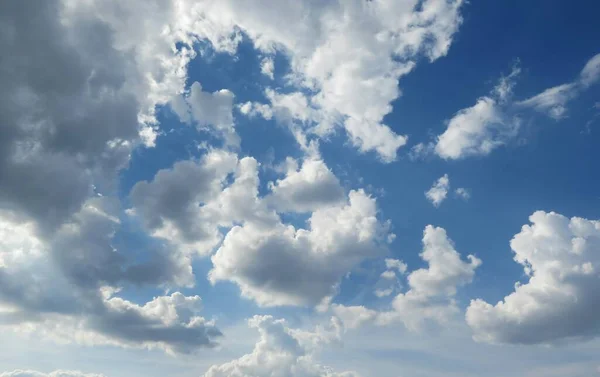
[{"xmin": 1, "ymin": 1, "xmax": 600, "ymax": 377}]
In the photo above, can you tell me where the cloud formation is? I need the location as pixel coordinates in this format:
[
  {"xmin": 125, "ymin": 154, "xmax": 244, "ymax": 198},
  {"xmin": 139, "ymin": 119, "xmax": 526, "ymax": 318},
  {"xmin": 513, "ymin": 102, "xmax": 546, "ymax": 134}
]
[
  {"xmin": 467, "ymin": 211, "xmax": 600, "ymax": 345},
  {"xmin": 433, "ymin": 67, "xmax": 521, "ymax": 159},
  {"xmin": 190, "ymin": 0, "xmax": 466, "ymax": 162},
  {"xmin": 203, "ymin": 315, "xmax": 356, "ymax": 377},
  {"xmin": 210, "ymin": 190, "xmax": 393, "ymax": 307},
  {"xmin": 332, "ymin": 225, "xmax": 481, "ymax": 331},
  {"xmin": 517, "ymin": 53, "xmax": 600, "ymax": 119},
  {"xmin": 425, "ymin": 174, "xmax": 450, "ymax": 207}
]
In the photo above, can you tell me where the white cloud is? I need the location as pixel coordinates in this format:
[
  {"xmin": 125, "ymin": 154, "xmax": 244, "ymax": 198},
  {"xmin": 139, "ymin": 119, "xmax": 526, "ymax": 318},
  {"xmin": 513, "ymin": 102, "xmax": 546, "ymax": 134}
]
[
  {"xmin": 467, "ymin": 211, "xmax": 600, "ymax": 345},
  {"xmin": 188, "ymin": 0, "xmax": 466, "ymax": 162},
  {"xmin": 385, "ymin": 258, "xmax": 408, "ymax": 274},
  {"xmin": 238, "ymin": 101, "xmax": 273, "ymax": 120},
  {"xmin": 0, "ymin": 202, "xmax": 220, "ymax": 354},
  {"xmin": 171, "ymin": 82, "xmax": 238, "ymax": 146},
  {"xmin": 517, "ymin": 53, "xmax": 600, "ymax": 119},
  {"xmin": 425, "ymin": 174, "xmax": 450, "ymax": 207},
  {"xmin": 129, "ymin": 150, "xmax": 279, "ymax": 256},
  {"xmin": 455, "ymin": 187, "xmax": 471, "ymax": 200},
  {"xmin": 209, "ymin": 190, "xmax": 393, "ymax": 307},
  {"xmin": 267, "ymin": 158, "xmax": 345, "ymax": 213},
  {"xmin": 202, "ymin": 315, "xmax": 357, "ymax": 377},
  {"xmin": 517, "ymin": 83, "xmax": 578, "ymax": 120},
  {"xmin": 260, "ymin": 57, "xmax": 275, "ymax": 79},
  {"xmin": 374, "ymin": 259, "xmax": 407, "ymax": 298},
  {"xmin": 579, "ymin": 53, "xmax": 600, "ymax": 88},
  {"xmin": 333, "ymin": 225, "xmax": 481, "ymax": 331},
  {"xmin": 434, "ymin": 67, "xmax": 521, "ymax": 159},
  {"xmin": 431, "ymin": 53, "xmax": 600, "ymax": 160}
]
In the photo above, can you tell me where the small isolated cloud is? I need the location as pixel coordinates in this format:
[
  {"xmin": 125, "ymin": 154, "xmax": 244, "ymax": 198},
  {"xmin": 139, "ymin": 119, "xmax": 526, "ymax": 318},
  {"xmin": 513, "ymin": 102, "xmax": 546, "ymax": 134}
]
[
  {"xmin": 238, "ymin": 101, "xmax": 274, "ymax": 120},
  {"xmin": 260, "ymin": 56, "xmax": 275, "ymax": 79},
  {"xmin": 202, "ymin": 315, "xmax": 357, "ymax": 377},
  {"xmin": 170, "ymin": 82, "xmax": 238, "ymax": 146},
  {"xmin": 425, "ymin": 174, "xmax": 450, "ymax": 207},
  {"xmin": 467, "ymin": 211, "xmax": 600, "ymax": 345},
  {"xmin": 455, "ymin": 187, "xmax": 471, "ymax": 200}
]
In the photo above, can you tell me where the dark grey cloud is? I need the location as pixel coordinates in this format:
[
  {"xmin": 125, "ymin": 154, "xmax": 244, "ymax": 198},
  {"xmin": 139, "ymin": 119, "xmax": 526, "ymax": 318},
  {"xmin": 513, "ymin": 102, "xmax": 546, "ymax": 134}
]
[{"xmin": 0, "ymin": 0, "xmax": 220, "ymax": 353}]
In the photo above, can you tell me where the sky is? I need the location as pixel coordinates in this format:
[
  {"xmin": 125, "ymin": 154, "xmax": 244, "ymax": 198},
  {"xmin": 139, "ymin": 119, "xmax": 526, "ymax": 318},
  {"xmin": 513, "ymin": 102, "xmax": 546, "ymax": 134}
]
[{"xmin": 1, "ymin": 1, "xmax": 600, "ymax": 377}]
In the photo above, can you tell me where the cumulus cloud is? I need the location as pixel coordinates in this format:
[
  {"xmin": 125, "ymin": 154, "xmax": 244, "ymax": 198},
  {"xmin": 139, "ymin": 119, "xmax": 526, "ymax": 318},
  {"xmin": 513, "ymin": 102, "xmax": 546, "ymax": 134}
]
[
  {"xmin": 467, "ymin": 211, "xmax": 600, "ymax": 345},
  {"xmin": 238, "ymin": 101, "xmax": 274, "ymax": 120},
  {"xmin": 267, "ymin": 158, "xmax": 345, "ymax": 213},
  {"xmin": 374, "ymin": 259, "xmax": 407, "ymax": 298},
  {"xmin": 170, "ymin": 82, "xmax": 238, "ymax": 146},
  {"xmin": 333, "ymin": 225, "xmax": 481, "ymax": 331},
  {"xmin": 202, "ymin": 315, "xmax": 357, "ymax": 377},
  {"xmin": 0, "ymin": 203, "xmax": 219, "ymax": 353},
  {"xmin": 434, "ymin": 67, "xmax": 521, "ymax": 159},
  {"xmin": 425, "ymin": 174, "xmax": 450, "ymax": 207},
  {"xmin": 189, "ymin": 0, "xmax": 466, "ymax": 162},
  {"xmin": 129, "ymin": 149, "xmax": 280, "ymax": 255},
  {"xmin": 209, "ymin": 190, "xmax": 393, "ymax": 307},
  {"xmin": 0, "ymin": 0, "xmax": 238, "ymax": 352}
]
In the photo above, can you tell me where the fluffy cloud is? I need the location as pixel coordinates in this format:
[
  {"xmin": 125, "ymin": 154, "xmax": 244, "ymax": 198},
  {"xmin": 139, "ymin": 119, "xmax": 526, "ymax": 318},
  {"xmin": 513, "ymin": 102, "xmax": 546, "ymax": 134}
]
[
  {"xmin": 238, "ymin": 101, "xmax": 274, "ymax": 120},
  {"xmin": 0, "ymin": 371, "xmax": 104, "ymax": 377},
  {"xmin": 333, "ymin": 226, "xmax": 481, "ymax": 330},
  {"xmin": 425, "ymin": 174, "xmax": 450, "ymax": 207},
  {"xmin": 189, "ymin": 0, "xmax": 466, "ymax": 162},
  {"xmin": 374, "ymin": 259, "xmax": 407, "ymax": 298},
  {"xmin": 267, "ymin": 158, "xmax": 345, "ymax": 213},
  {"xmin": 260, "ymin": 57, "xmax": 275, "ymax": 79},
  {"xmin": 129, "ymin": 149, "xmax": 280, "ymax": 255},
  {"xmin": 467, "ymin": 211, "xmax": 600, "ymax": 345},
  {"xmin": 0, "ymin": 201, "xmax": 219, "ymax": 353},
  {"xmin": 170, "ymin": 82, "xmax": 238, "ymax": 146},
  {"xmin": 209, "ymin": 190, "xmax": 393, "ymax": 307},
  {"xmin": 202, "ymin": 315, "xmax": 357, "ymax": 377},
  {"xmin": 386, "ymin": 225, "xmax": 481, "ymax": 329},
  {"xmin": 434, "ymin": 67, "xmax": 521, "ymax": 159},
  {"xmin": 455, "ymin": 187, "xmax": 471, "ymax": 200}
]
